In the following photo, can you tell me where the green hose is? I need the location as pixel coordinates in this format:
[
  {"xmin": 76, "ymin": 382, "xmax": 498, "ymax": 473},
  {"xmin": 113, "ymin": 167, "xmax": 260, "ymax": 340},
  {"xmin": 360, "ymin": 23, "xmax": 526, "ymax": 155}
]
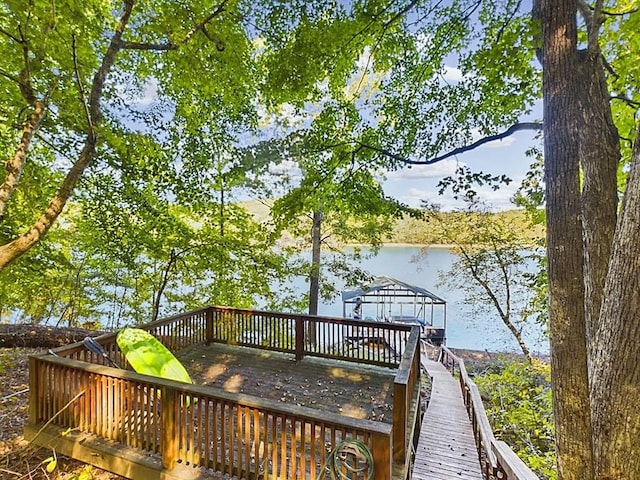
[{"xmin": 316, "ymin": 438, "xmax": 375, "ymax": 480}]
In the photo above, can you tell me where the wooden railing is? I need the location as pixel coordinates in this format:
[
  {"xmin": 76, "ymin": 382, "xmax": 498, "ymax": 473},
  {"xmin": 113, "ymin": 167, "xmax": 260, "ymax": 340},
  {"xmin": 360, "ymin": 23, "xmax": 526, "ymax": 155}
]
[
  {"xmin": 27, "ymin": 306, "xmax": 423, "ymax": 480},
  {"xmin": 392, "ymin": 327, "xmax": 422, "ymax": 474},
  {"xmin": 439, "ymin": 347, "xmax": 540, "ymax": 480},
  {"xmin": 207, "ymin": 306, "xmax": 413, "ymax": 367}
]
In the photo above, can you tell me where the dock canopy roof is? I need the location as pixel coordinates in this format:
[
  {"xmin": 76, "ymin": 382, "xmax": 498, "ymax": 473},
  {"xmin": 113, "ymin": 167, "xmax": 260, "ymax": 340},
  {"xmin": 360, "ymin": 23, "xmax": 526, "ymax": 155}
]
[{"xmin": 341, "ymin": 276, "xmax": 446, "ymax": 304}]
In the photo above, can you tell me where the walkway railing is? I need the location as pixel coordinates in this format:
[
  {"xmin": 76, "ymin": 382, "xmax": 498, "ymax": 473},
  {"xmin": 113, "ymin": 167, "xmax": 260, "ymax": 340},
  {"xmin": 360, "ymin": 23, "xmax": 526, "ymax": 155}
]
[
  {"xmin": 439, "ymin": 347, "xmax": 540, "ymax": 480},
  {"xmin": 27, "ymin": 306, "xmax": 423, "ymax": 480}
]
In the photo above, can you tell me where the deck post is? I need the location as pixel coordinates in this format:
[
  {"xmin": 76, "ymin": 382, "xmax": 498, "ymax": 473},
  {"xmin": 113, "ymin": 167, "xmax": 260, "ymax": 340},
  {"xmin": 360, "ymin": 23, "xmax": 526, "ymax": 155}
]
[
  {"xmin": 161, "ymin": 386, "xmax": 178, "ymax": 471},
  {"xmin": 206, "ymin": 307, "xmax": 214, "ymax": 345},
  {"xmin": 295, "ymin": 316, "xmax": 305, "ymax": 362},
  {"xmin": 392, "ymin": 381, "xmax": 407, "ymax": 463},
  {"xmin": 28, "ymin": 356, "xmax": 40, "ymax": 426},
  {"xmin": 371, "ymin": 431, "xmax": 392, "ymax": 480}
]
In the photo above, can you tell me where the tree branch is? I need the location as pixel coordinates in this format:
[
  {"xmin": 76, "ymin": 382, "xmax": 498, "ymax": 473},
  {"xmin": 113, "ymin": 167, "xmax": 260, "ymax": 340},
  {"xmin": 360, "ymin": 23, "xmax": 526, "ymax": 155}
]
[
  {"xmin": 0, "ymin": 0, "xmax": 134, "ymax": 269},
  {"xmin": 0, "ymin": 68, "xmax": 23, "ymax": 85},
  {"xmin": 601, "ymin": 6, "xmax": 638, "ymax": 16},
  {"xmin": 588, "ymin": 0, "xmax": 605, "ymax": 54},
  {"xmin": 495, "ymin": 0, "xmax": 523, "ymax": 43},
  {"xmin": 0, "ymin": 99, "xmax": 47, "ymax": 220},
  {"xmin": 356, "ymin": 122, "xmax": 542, "ymax": 166},
  {"xmin": 383, "ymin": 0, "xmax": 420, "ymax": 29},
  {"xmin": 121, "ymin": 1, "xmax": 228, "ymax": 52},
  {"xmin": 0, "ymin": 26, "xmax": 22, "ymax": 44},
  {"xmin": 610, "ymin": 95, "xmax": 640, "ymax": 109},
  {"xmin": 121, "ymin": 41, "xmax": 177, "ymax": 51},
  {"xmin": 72, "ymin": 34, "xmax": 93, "ymax": 132},
  {"xmin": 182, "ymin": 1, "xmax": 228, "ymax": 44}
]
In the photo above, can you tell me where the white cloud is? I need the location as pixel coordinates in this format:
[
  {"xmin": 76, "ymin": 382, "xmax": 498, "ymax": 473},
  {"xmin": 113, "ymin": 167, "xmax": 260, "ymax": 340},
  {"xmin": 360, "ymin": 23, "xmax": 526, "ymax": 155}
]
[
  {"xmin": 113, "ymin": 76, "xmax": 159, "ymax": 107},
  {"xmin": 269, "ymin": 159, "xmax": 302, "ymax": 179},
  {"xmin": 387, "ymin": 159, "xmax": 460, "ymax": 180},
  {"xmin": 395, "ymin": 180, "xmax": 522, "ymax": 212},
  {"xmin": 132, "ymin": 77, "xmax": 159, "ymax": 107},
  {"xmin": 441, "ymin": 65, "xmax": 464, "ymax": 82}
]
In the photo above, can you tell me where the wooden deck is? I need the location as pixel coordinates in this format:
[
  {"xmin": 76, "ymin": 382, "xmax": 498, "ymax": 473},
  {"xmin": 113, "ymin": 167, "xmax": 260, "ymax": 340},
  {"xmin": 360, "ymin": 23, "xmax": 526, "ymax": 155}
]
[
  {"xmin": 178, "ymin": 342, "xmax": 397, "ymax": 424},
  {"xmin": 412, "ymin": 356, "xmax": 483, "ymax": 480}
]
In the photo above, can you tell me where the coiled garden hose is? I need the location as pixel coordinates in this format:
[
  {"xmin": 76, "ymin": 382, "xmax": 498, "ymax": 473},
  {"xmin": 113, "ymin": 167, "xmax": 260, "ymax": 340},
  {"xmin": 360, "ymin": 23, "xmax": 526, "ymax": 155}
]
[{"xmin": 316, "ymin": 438, "xmax": 374, "ymax": 480}]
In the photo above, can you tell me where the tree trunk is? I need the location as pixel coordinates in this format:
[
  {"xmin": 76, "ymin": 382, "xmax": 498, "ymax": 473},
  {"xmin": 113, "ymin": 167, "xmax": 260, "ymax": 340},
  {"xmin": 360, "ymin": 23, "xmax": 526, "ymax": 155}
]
[
  {"xmin": 589, "ymin": 122, "xmax": 640, "ymax": 479},
  {"xmin": 152, "ymin": 249, "xmax": 178, "ymax": 323},
  {"xmin": 0, "ymin": 138, "xmax": 97, "ymax": 270},
  {"xmin": 307, "ymin": 210, "xmax": 322, "ymax": 346},
  {"xmin": 576, "ymin": 50, "xmax": 619, "ymax": 362},
  {"xmin": 0, "ymin": 0, "xmax": 134, "ymax": 271},
  {"xmin": 0, "ymin": 100, "xmax": 47, "ymax": 219},
  {"xmin": 540, "ymin": 1, "xmax": 594, "ymax": 479},
  {"xmin": 308, "ymin": 209, "xmax": 322, "ymax": 316}
]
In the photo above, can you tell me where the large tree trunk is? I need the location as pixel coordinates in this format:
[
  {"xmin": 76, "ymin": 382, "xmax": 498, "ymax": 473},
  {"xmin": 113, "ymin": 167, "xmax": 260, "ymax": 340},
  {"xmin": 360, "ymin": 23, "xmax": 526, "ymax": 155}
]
[
  {"xmin": 589, "ymin": 122, "xmax": 640, "ymax": 479},
  {"xmin": 0, "ymin": 138, "xmax": 96, "ymax": 269},
  {"xmin": 576, "ymin": 50, "xmax": 620, "ymax": 362},
  {"xmin": 540, "ymin": 1, "xmax": 594, "ymax": 479}
]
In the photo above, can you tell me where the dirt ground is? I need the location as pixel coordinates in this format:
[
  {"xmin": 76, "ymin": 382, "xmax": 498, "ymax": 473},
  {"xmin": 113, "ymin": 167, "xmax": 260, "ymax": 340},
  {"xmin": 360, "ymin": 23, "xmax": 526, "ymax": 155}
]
[{"xmin": 0, "ymin": 338, "xmax": 516, "ymax": 480}]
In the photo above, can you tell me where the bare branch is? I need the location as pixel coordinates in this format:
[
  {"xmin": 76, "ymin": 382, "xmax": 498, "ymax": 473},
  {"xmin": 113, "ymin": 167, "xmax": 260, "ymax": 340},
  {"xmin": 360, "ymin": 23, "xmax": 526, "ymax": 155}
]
[
  {"xmin": 0, "ymin": 26, "xmax": 22, "ymax": 44},
  {"xmin": 356, "ymin": 122, "xmax": 543, "ymax": 166},
  {"xmin": 121, "ymin": 1, "xmax": 228, "ymax": 52},
  {"xmin": 383, "ymin": 0, "xmax": 420, "ymax": 29},
  {"xmin": 72, "ymin": 34, "xmax": 93, "ymax": 132},
  {"xmin": 577, "ymin": 0, "xmax": 593, "ymax": 27},
  {"xmin": 121, "ymin": 41, "xmax": 177, "ymax": 51}
]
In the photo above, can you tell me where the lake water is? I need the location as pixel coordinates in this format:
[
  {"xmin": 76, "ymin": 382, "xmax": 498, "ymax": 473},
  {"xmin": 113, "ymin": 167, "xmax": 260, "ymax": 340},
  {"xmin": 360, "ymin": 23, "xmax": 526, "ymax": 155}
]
[{"xmin": 291, "ymin": 246, "xmax": 549, "ymax": 354}]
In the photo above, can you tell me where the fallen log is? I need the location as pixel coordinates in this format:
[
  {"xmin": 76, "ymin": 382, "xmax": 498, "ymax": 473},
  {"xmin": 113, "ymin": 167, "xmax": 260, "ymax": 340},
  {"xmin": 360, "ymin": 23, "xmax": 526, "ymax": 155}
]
[{"xmin": 0, "ymin": 324, "xmax": 106, "ymax": 348}]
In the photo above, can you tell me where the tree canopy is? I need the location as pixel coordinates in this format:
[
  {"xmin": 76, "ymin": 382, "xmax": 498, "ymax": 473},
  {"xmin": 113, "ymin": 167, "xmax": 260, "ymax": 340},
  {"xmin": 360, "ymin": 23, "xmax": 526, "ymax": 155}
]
[{"xmin": 2, "ymin": 2, "xmax": 640, "ymax": 477}]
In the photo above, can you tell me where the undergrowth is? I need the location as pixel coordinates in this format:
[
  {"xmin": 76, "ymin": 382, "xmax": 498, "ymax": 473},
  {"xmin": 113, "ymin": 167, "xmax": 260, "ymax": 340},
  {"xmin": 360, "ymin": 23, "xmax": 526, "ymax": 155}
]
[{"xmin": 474, "ymin": 358, "xmax": 556, "ymax": 480}]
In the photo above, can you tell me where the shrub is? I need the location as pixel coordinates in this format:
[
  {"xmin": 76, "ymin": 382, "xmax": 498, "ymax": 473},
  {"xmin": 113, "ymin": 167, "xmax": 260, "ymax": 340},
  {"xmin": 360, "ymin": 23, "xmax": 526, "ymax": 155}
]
[{"xmin": 474, "ymin": 359, "xmax": 556, "ymax": 480}]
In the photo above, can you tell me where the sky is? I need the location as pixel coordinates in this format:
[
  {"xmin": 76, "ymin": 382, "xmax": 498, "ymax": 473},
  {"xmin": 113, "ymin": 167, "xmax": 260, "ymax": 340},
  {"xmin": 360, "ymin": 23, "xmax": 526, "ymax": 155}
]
[{"xmin": 382, "ymin": 118, "xmax": 543, "ymax": 211}]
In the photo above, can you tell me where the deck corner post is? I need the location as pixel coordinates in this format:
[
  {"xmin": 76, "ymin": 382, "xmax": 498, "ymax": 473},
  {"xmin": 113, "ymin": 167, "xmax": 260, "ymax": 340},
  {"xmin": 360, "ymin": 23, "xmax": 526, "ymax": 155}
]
[
  {"xmin": 28, "ymin": 356, "xmax": 39, "ymax": 426},
  {"xmin": 206, "ymin": 307, "xmax": 214, "ymax": 345},
  {"xmin": 371, "ymin": 432, "xmax": 392, "ymax": 480},
  {"xmin": 295, "ymin": 316, "xmax": 305, "ymax": 362},
  {"xmin": 392, "ymin": 381, "xmax": 407, "ymax": 463},
  {"xmin": 161, "ymin": 386, "xmax": 178, "ymax": 471}
]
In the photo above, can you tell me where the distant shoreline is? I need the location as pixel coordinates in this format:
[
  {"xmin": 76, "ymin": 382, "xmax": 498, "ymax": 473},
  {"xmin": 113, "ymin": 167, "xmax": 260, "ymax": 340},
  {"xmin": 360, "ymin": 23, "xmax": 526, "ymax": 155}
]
[{"xmin": 342, "ymin": 242, "xmax": 453, "ymax": 249}]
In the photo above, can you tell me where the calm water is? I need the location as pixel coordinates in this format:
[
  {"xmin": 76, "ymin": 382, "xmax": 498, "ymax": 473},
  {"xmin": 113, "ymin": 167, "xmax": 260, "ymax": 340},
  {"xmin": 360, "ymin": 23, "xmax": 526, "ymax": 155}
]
[{"xmin": 292, "ymin": 246, "xmax": 549, "ymax": 354}]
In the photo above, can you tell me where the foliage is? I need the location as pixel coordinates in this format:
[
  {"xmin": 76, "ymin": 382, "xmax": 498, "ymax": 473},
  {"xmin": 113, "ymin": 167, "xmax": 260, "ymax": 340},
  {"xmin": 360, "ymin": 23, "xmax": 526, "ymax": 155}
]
[{"xmin": 475, "ymin": 360, "xmax": 556, "ymax": 480}]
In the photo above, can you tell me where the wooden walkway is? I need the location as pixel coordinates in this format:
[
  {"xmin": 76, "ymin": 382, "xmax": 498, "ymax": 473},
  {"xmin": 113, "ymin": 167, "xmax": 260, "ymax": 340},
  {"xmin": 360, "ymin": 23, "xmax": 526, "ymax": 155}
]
[{"xmin": 412, "ymin": 355, "xmax": 484, "ymax": 480}]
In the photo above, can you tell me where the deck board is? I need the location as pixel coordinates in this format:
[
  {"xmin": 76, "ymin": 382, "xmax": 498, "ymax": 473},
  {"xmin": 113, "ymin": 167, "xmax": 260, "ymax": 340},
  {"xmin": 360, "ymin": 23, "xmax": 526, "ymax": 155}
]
[{"xmin": 413, "ymin": 356, "xmax": 483, "ymax": 480}]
